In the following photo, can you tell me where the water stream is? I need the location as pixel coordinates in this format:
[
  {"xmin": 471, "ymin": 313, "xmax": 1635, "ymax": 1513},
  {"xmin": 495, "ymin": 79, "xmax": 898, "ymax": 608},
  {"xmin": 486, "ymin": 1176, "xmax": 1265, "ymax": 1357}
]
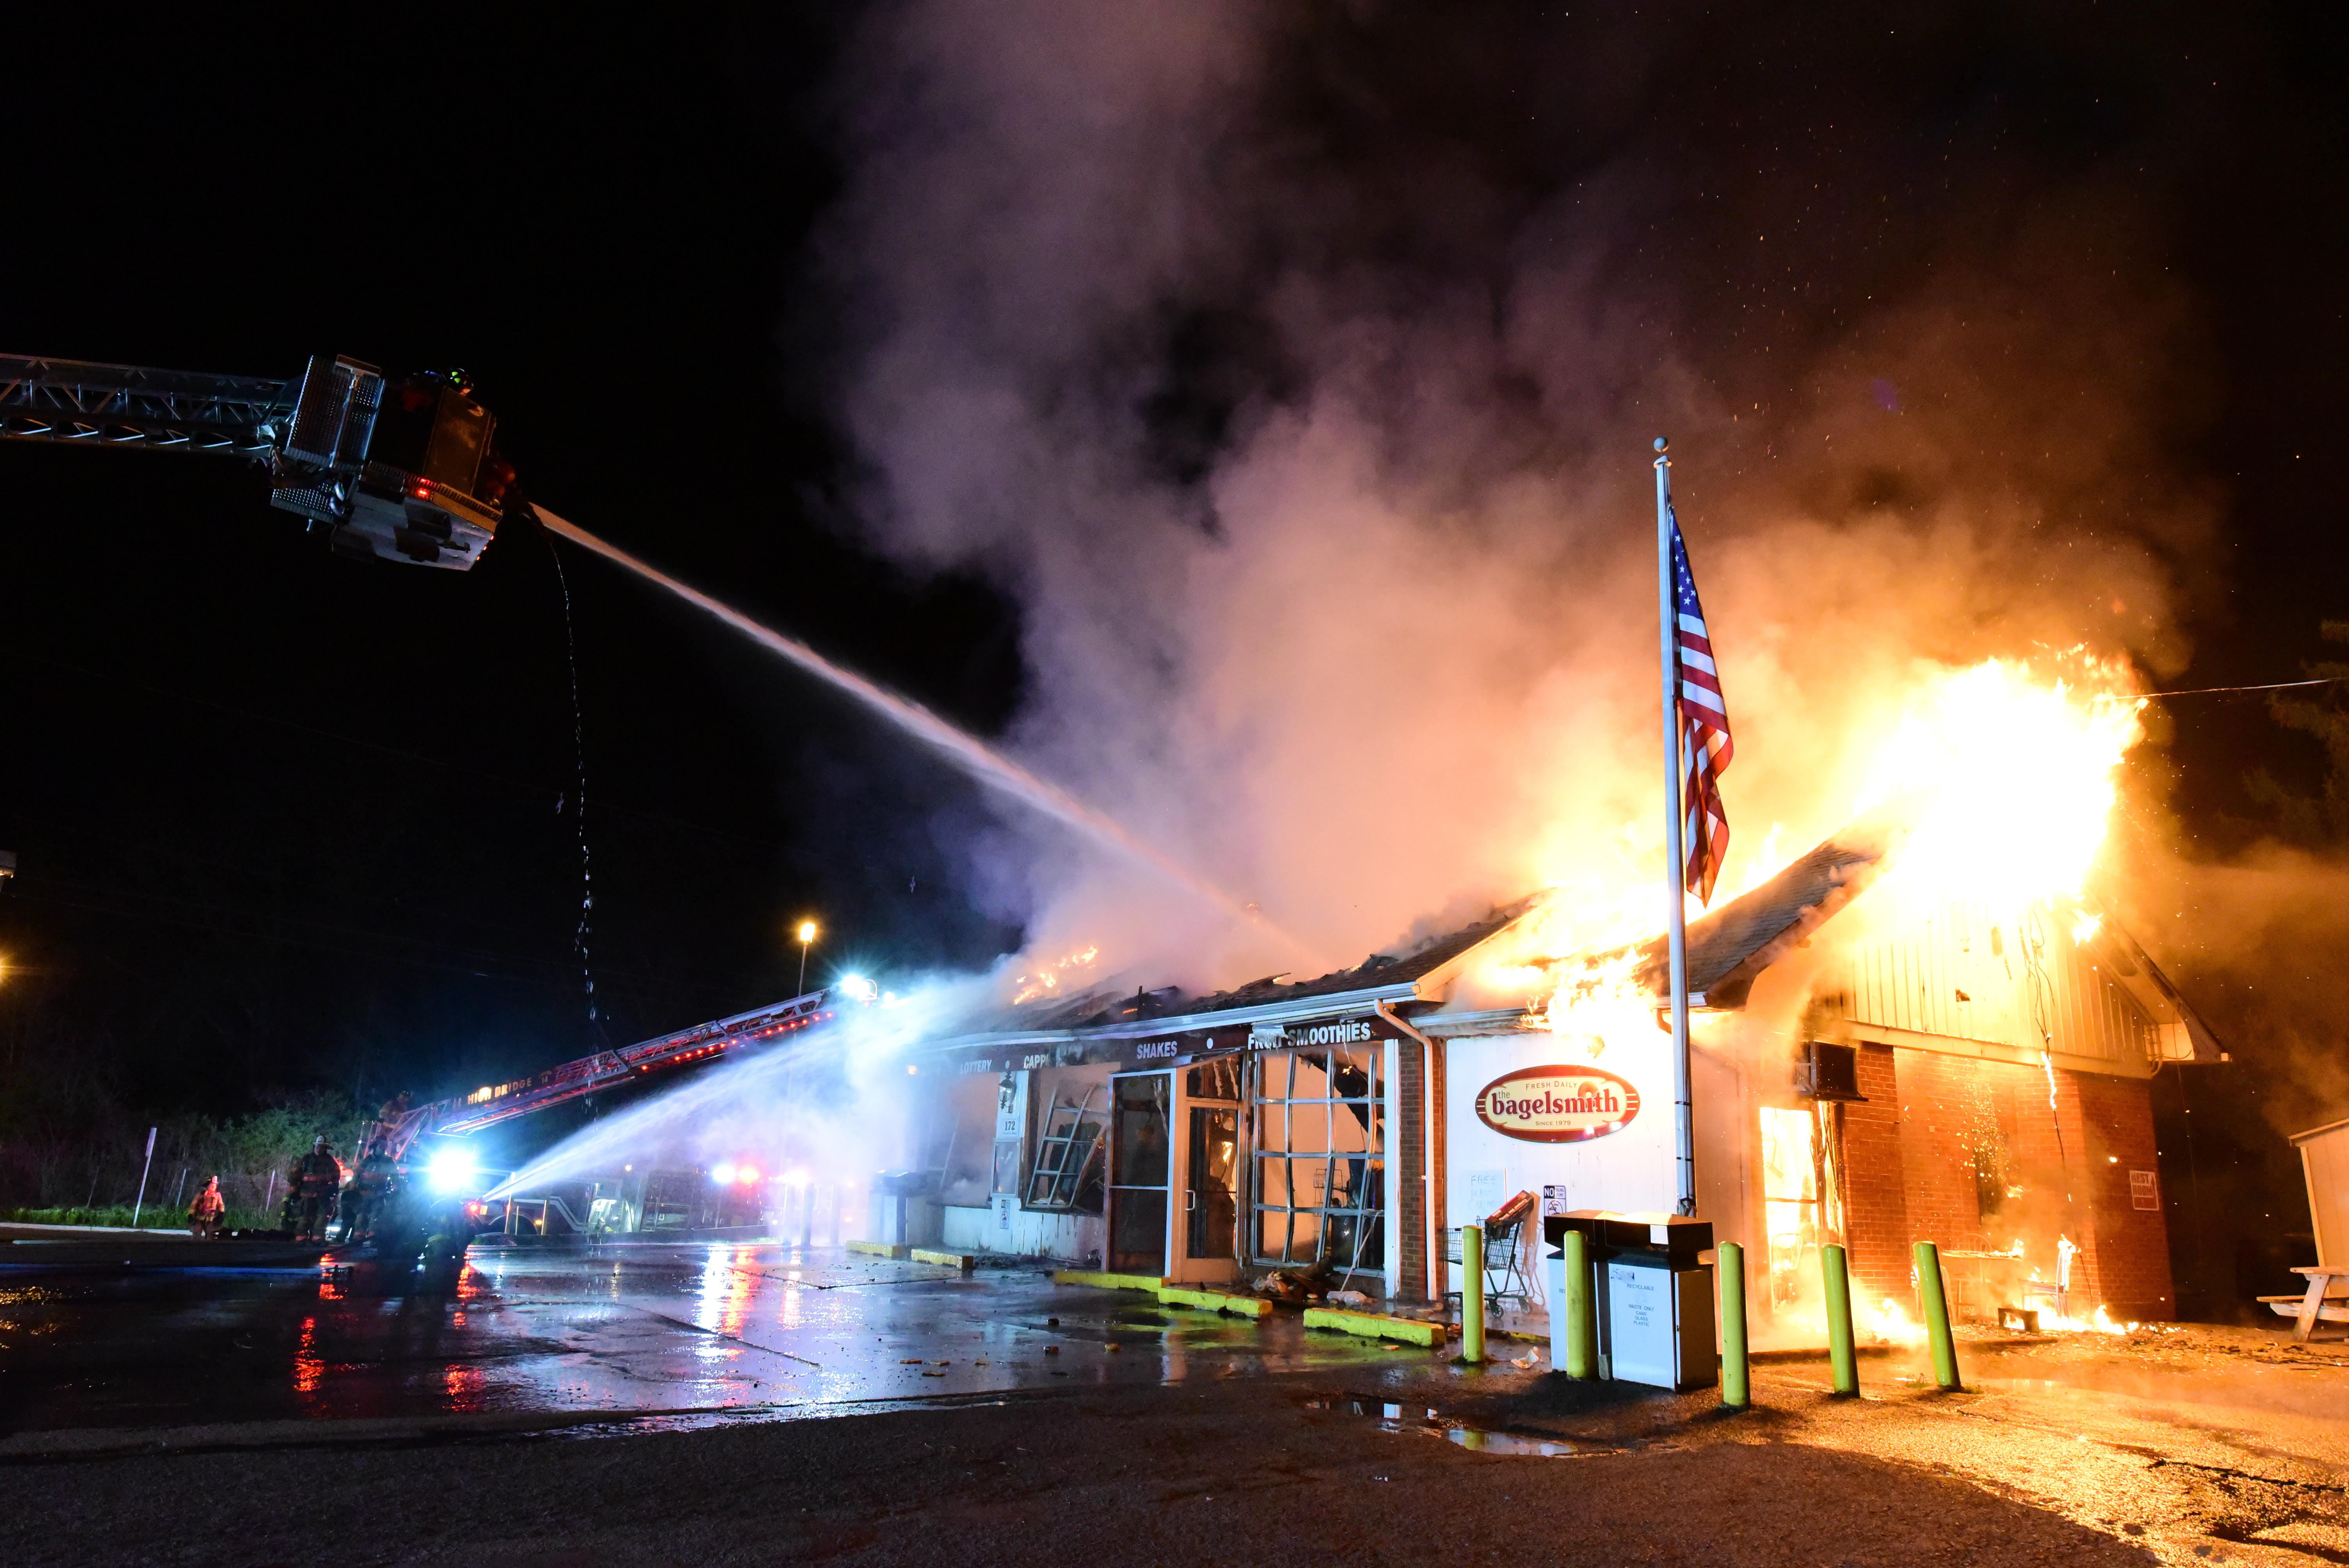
[{"xmin": 534, "ymin": 506, "xmax": 1273, "ymax": 934}]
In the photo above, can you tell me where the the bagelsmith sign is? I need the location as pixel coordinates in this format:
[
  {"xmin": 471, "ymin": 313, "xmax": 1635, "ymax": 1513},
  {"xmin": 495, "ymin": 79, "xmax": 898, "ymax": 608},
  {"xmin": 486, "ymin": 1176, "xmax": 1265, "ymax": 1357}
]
[
  {"xmin": 1473, "ymin": 1063, "xmax": 1641, "ymax": 1143},
  {"xmin": 950, "ymin": 1010, "xmax": 1409, "ymax": 1075}
]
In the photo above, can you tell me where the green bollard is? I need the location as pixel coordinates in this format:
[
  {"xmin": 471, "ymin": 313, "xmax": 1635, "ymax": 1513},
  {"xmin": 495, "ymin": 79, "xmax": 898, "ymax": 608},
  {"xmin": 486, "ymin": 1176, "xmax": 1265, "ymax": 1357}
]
[
  {"xmin": 1718, "ymin": 1240, "xmax": 1751, "ymax": 1409},
  {"xmin": 1822, "ymin": 1242, "xmax": 1859, "ymax": 1396},
  {"xmin": 1914, "ymin": 1240, "xmax": 1962, "ymax": 1391},
  {"xmin": 1462, "ymin": 1224, "xmax": 1486, "ymax": 1365},
  {"xmin": 1562, "ymin": 1228, "xmax": 1597, "ymax": 1379}
]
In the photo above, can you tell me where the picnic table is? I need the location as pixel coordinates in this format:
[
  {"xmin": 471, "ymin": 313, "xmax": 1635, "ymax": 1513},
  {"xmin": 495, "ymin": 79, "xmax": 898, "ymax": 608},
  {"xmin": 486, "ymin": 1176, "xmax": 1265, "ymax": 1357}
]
[{"xmin": 2261, "ymin": 1265, "xmax": 2349, "ymax": 1343}]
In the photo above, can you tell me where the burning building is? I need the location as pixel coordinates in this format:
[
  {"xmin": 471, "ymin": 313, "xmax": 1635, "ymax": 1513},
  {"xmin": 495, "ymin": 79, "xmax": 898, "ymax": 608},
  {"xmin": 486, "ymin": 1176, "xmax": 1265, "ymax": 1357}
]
[
  {"xmin": 466, "ymin": 645, "xmax": 2216, "ymax": 1338},
  {"xmin": 880, "ymin": 660, "xmax": 2221, "ymax": 1331},
  {"xmin": 889, "ymin": 825, "xmax": 2214, "ymax": 1328}
]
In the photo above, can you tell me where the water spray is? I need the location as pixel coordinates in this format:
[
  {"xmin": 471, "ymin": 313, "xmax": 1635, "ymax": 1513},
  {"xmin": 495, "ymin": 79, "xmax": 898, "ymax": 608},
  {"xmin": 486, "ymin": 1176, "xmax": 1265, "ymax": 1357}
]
[
  {"xmin": 485, "ymin": 971, "xmax": 980, "ymax": 1201},
  {"xmin": 532, "ymin": 506, "xmax": 1279, "ymax": 938}
]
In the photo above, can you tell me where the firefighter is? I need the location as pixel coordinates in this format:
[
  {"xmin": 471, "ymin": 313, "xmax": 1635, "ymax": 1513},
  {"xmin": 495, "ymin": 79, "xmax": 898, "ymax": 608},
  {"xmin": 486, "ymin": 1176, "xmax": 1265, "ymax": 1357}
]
[
  {"xmin": 294, "ymin": 1136, "xmax": 345, "ymax": 1242},
  {"xmin": 375, "ymin": 1089, "xmax": 412, "ymax": 1126},
  {"xmin": 345, "ymin": 1139, "xmax": 399, "ymax": 1245},
  {"xmin": 187, "ymin": 1175, "xmax": 226, "ymax": 1240}
]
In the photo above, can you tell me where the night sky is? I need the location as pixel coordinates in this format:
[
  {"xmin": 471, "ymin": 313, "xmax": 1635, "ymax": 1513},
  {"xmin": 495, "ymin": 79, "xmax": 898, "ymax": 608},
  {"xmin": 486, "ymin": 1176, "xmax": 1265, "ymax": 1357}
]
[{"xmin": 2, "ymin": 1, "xmax": 2343, "ymax": 1205}]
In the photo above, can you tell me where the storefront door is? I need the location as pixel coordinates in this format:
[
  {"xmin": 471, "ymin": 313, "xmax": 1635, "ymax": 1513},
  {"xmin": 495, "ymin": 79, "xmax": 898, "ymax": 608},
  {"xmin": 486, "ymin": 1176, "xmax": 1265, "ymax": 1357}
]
[
  {"xmin": 1111, "ymin": 1062, "xmax": 1246, "ymax": 1282},
  {"xmin": 1108, "ymin": 1072, "xmax": 1172, "ymax": 1276},
  {"xmin": 1171, "ymin": 1058, "xmax": 1243, "ymax": 1285}
]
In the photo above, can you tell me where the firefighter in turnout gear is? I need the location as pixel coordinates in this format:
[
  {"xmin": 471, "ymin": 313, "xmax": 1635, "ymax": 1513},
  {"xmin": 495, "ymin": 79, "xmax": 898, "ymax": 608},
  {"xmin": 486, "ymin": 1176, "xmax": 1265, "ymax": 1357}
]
[
  {"xmin": 187, "ymin": 1176, "xmax": 225, "ymax": 1239},
  {"xmin": 294, "ymin": 1137, "xmax": 345, "ymax": 1242},
  {"xmin": 344, "ymin": 1140, "xmax": 398, "ymax": 1245}
]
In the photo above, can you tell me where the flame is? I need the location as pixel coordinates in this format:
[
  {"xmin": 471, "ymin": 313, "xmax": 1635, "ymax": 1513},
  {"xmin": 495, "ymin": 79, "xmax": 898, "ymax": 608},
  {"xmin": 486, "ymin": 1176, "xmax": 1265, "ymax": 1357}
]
[
  {"xmin": 2070, "ymin": 911, "xmax": 2103, "ymax": 946},
  {"xmin": 1727, "ymin": 821, "xmax": 1789, "ymax": 898},
  {"xmin": 1865, "ymin": 1295, "xmax": 1925, "ymax": 1345},
  {"xmin": 1483, "ymin": 653, "xmax": 2145, "ymax": 1030},
  {"xmin": 1853, "ymin": 654, "xmax": 2143, "ymax": 914},
  {"xmin": 1011, "ymin": 945, "xmax": 1100, "ymax": 1005},
  {"xmin": 2037, "ymin": 1303, "xmax": 2137, "ymax": 1335},
  {"xmin": 1536, "ymin": 948, "xmax": 1657, "ymax": 1057},
  {"xmin": 1775, "ymin": 1298, "xmax": 1927, "ymax": 1347},
  {"xmin": 1471, "ymin": 869, "xmax": 1668, "ymax": 1028}
]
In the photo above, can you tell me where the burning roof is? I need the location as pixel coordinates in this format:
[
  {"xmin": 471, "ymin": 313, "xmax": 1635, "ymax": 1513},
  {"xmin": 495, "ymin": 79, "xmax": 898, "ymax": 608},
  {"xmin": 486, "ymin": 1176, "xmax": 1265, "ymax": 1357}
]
[
  {"xmin": 916, "ymin": 791, "xmax": 2221, "ymax": 1072},
  {"xmin": 955, "ymin": 895, "xmax": 1543, "ymax": 1039},
  {"xmin": 1639, "ymin": 816, "xmax": 1902, "ymax": 1010}
]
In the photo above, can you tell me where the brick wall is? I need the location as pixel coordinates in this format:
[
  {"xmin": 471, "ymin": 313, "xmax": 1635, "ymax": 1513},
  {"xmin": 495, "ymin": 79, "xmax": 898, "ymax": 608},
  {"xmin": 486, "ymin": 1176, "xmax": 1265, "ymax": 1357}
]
[
  {"xmin": 2069, "ymin": 1071, "xmax": 2175, "ymax": 1320},
  {"xmin": 1892, "ymin": 1051, "xmax": 2002, "ymax": 1254},
  {"xmin": 1841, "ymin": 1045, "xmax": 1912, "ymax": 1301},
  {"xmin": 1430, "ymin": 1041, "xmax": 1448, "ymax": 1300},
  {"xmin": 1396, "ymin": 1041, "xmax": 1427, "ymax": 1303},
  {"xmin": 1832, "ymin": 1045, "xmax": 2175, "ymax": 1322}
]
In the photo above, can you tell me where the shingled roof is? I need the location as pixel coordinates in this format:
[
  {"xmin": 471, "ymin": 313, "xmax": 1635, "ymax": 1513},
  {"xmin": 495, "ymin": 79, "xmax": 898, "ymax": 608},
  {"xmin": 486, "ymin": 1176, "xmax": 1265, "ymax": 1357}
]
[
  {"xmin": 1191, "ymin": 894, "xmax": 1545, "ymax": 1014},
  {"xmin": 941, "ymin": 895, "xmax": 1547, "ymax": 1039},
  {"xmin": 932, "ymin": 814, "xmax": 1923, "ymax": 1053},
  {"xmin": 1632, "ymin": 818, "xmax": 1902, "ymax": 1009},
  {"xmin": 954, "ymin": 821, "xmax": 1908, "ymax": 1043}
]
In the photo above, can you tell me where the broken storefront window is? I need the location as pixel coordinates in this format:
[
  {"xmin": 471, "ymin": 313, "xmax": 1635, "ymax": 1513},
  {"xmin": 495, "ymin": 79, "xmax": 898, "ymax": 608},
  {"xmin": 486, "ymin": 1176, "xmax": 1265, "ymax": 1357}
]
[
  {"xmin": 1251, "ymin": 1046, "xmax": 1385, "ymax": 1280},
  {"xmin": 1025, "ymin": 1085, "xmax": 1107, "ymax": 1213}
]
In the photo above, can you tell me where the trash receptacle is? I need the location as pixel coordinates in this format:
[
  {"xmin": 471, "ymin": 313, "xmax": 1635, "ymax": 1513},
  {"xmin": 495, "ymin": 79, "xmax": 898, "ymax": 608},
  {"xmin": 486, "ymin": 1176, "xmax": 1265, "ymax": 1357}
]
[{"xmin": 1550, "ymin": 1210, "xmax": 1717, "ymax": 1392}]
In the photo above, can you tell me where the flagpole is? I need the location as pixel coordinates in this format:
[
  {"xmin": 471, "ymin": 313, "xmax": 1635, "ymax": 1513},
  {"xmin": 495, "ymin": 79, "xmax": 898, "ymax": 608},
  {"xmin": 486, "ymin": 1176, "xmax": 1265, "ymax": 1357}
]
[{"xmin": 1655, "ymin": 437, "xmax": 1696, "ymax": 1217}]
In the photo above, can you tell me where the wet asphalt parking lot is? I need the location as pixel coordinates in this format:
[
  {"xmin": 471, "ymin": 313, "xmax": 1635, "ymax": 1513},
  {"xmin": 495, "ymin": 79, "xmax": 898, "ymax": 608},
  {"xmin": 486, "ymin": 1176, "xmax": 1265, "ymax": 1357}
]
[
  {"xmin": 3, "ymin": 1233, "xmax": 2346, "ymax": 1566},
  {"xmin": 0, "ymin": 1237, "xmax": 1424, "ymax": 1435}
]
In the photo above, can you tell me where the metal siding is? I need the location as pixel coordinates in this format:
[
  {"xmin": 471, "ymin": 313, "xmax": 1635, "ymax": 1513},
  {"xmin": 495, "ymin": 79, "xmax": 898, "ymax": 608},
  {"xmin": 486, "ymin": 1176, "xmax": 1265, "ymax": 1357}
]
[{"xmin": 1833, "ymin": 903, "xmax": 2162, "ymax": 1068}]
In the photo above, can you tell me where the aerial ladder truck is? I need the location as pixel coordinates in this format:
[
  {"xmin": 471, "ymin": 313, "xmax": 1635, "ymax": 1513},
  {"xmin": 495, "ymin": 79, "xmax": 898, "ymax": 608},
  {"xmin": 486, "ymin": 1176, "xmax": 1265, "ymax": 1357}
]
[
  {"xmin": 2, "ymin": 348, "xmax": 864, "ymax": 1265},
  {"xmin": 1, "ymin": 350, "xmax": 519, "ymax": 567}
]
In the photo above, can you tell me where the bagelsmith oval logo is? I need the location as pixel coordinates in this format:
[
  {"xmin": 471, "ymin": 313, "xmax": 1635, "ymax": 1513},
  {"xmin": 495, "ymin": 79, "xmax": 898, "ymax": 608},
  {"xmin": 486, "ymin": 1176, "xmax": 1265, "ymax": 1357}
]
[{"xmin": 1474, "ymin": 1065, "xmax": 1640, "ymax": 1143}]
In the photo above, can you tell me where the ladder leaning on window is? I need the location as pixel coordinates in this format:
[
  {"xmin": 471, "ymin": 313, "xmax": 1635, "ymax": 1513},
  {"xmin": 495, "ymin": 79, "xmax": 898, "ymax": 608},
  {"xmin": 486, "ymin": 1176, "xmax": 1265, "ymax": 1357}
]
[{"xmin": 1025, "ymin": 1085, "xmax": 1106, "ymax": 1212}]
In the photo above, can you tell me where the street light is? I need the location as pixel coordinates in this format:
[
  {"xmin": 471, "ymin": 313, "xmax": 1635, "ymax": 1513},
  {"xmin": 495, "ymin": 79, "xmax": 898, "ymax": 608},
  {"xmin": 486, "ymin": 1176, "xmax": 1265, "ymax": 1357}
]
[{"xmin": 796, "ymin": 919, "xmax": 818, "ymax": 994}]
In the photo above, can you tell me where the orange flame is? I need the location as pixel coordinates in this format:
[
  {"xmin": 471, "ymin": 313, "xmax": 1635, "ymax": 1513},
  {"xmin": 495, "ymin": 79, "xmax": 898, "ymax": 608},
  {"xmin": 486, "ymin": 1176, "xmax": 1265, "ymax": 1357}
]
[
  {"xmin": 1852, "ymin": 653, "xmax": 2144, "ymax": 917},
  {"xmin": 1011, "ymin": 945, "xmax": 1100, "ymax": 1005},
  {"xmin": 1487, "ymin": 652, "xmax": 2145, "ymax": 1030}
]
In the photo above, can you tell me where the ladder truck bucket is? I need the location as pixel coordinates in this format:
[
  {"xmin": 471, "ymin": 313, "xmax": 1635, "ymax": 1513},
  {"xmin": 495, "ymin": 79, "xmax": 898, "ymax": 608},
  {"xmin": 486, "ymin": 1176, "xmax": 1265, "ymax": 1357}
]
[
  {"xmin": 2, "ymin": 348, "xmax": 517, "ymax": 569},
  {"xmin": 271, "ymin": 353, "xmax": 507, "ymax": 569}
]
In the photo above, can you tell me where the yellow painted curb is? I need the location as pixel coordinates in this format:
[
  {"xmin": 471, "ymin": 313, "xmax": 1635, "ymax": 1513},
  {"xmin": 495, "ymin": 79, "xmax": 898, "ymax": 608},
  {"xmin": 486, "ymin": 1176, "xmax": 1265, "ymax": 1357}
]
[
  {"xmin": 910, "ymin": 1248, "xmax": 975, "ymax": 1270},
  {"xmin": 1050, "ymin": 1269, "xmax": 1165, "ymax": 1292},
  {"xmin": 1302, "ymin": 1308, "xmax": 1444, "ymax": 1347},
  {"xmin": 1157, "ymin": 1286, "xmax": 1273, "ymax": 1318},
  {"xmin": 846, "ymin": 1240, "xmax": 910, "ymax": 1259}
]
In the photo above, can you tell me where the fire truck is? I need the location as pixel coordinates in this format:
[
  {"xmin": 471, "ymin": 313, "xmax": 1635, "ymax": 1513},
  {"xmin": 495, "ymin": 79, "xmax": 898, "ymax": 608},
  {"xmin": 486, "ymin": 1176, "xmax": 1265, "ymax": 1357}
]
[
  {"xmin": 1, "ymin": 351, "xmax": 520, "ymax": 567},
  {"xmin": 4, "ymin": 347, "xmax": 850, "ymax": 1270}
]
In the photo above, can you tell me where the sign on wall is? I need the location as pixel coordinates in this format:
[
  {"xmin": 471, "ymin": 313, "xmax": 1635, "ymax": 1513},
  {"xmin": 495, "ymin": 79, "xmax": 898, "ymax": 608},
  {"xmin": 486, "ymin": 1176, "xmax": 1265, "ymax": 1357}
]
[
  {"xmin": 1474, "ymin": 1064, "xmax": 1641, "ymax": 1144},
  {"xmin": 946, "ymin": 1009, "xmax": 1412, "ymax": 1076}
]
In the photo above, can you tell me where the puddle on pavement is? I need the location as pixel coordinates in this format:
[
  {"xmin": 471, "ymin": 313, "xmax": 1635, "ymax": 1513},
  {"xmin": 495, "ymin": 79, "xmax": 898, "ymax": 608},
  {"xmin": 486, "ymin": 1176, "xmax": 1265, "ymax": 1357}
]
[
  {"xmin": 1445, "ymin": 1428, "xmax": 1577, "ymax": 1455},
  {"xmin": 1304, "ymin": 1397, "xmax": 1579, "ymax": 1456},
  {"xmin": 545, "ymin": 1394, "xmax": 1021, "ymax": 1441}
]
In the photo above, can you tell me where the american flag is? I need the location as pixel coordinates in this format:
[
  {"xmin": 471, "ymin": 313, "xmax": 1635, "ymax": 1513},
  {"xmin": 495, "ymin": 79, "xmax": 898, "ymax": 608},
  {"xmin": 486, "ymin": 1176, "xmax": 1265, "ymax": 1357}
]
[{"xmin": 1669, "ymin": 507, "xmax": 1734, "ymax": 903}]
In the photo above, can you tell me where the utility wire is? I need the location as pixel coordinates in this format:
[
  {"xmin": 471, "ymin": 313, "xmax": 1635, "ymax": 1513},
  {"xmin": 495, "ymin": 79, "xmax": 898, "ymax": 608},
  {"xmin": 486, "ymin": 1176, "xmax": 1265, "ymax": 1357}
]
[{"xmin": 2096, "ymin": 677, "xmax": 2343, "ymax": 702}]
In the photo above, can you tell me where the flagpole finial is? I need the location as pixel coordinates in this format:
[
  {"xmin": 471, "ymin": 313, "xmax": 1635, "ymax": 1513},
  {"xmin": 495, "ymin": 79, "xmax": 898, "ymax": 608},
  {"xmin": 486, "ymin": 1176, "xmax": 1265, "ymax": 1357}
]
[{"xmin": 1654, "ymin": 436, "xmax": 1669, "ymax": 453}]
